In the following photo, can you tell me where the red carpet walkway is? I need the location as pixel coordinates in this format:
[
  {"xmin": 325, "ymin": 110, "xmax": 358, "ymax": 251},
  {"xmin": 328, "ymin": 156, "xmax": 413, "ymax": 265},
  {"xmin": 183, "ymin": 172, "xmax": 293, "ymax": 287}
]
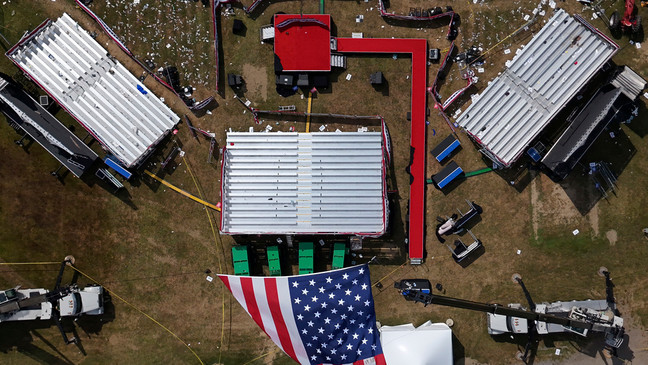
[{"xmin": 337, "ymin": 38, "xmax": 428, "ymax": 264}]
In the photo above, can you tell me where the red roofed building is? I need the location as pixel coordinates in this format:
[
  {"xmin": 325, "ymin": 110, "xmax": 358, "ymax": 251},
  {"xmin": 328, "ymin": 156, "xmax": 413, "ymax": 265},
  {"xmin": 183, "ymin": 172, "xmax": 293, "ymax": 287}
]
[{"xmin": 274, "ymin": 14, "xmax": 332, "ymax": 72}]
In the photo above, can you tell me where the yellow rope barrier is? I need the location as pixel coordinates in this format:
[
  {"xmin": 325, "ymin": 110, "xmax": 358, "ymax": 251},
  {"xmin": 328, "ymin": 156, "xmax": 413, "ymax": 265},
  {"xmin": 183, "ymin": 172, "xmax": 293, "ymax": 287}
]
[
  {"xmin": 179, "ymin": 151, "xmax": 227, "ymax": 364},
  {"xmin": 305, "ymin": 91, "xmax": 313, "ymax": 132},
  {"xmin": 372, "ymin": 262, "xmax": 408, "ymax": 287},
  {"xmin": 143, "ymin": 170, "xmax": 220, "ymax": 211},
  {"xmin": 242, "ymin": 349, "xmax": 280, "ymax": 365},
  {"xmin": 0, "ymin": 261, "xmax": 204, "ymax": 364},
  {"xmin": 68, "ymin": 265, "xmax": 205, "ymax": 365}
]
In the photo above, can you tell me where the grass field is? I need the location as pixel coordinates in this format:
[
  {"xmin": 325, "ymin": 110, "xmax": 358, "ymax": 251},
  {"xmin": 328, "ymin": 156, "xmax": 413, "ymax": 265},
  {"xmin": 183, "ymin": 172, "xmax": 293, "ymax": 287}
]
[{"xmin": 1, "ymin": 0, "xmax": 648, "ymax": 364}]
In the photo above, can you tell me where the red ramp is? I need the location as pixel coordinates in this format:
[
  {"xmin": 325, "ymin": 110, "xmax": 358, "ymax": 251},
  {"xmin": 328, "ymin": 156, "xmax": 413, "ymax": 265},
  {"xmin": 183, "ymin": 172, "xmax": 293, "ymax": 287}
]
[{"xmin": 337, "ymin": 38, "xmax": 428, "ymax": 264}]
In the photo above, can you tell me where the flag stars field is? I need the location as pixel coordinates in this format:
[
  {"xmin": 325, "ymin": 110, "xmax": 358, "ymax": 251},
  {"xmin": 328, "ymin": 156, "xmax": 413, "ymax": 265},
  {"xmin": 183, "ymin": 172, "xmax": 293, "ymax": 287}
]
[{"xmin": 219, "ymin": 264, "xmax": 385, "ymax": 364}]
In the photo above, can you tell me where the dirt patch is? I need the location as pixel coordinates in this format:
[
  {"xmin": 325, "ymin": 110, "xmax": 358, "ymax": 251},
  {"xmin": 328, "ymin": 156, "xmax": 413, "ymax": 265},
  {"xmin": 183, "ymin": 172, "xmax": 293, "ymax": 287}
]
[
  {"xmin": 531, "ymin": 174, "xmax": 583, "ymax": 238},
  {"xmin": 242, "ymin": 64, "xmax": 268, "ymax": 102},
  {"xmin": 606, "ymin": 230, "xmax": 618, "ymax": 246},
  {"xmin": 588, "ymin": 205, "xmax": 600, "ymax": 236},
  {"xmin": 531, "ymin": 177, "xmax": 540, "ymax": 240}
]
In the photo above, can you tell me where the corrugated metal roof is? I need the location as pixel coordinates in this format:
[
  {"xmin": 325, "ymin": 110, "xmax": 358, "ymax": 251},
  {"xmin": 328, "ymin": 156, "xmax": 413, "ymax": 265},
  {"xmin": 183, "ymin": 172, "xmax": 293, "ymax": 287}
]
[
  {"xmin": 7, "ymin": 13, "xmax": 179, "ymax": 167},
  {"xmin": 456, "ymin": 10, "xmax": 618, "ymax": 167},
  {"xmin": 220, "ymin": 132, "xmax": 387, "ymax": 235}
]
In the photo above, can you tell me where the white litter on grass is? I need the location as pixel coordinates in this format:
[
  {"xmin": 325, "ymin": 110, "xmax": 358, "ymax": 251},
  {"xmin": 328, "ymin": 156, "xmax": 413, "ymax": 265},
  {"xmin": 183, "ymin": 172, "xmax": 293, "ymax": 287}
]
[
  {"xmin": 319, "ymin": 125, "xmax": 326, "ymax": 131},
  {"xmin": 505, "ymin": 60, "xmax": 513, "ymax": 67},
  {"xmin": 555, "ymin": 349, "xmax": 561, "ymax": 356},
  {"xmin": 346, "ymin": 73, "xmax": 352, "ymax": 80},
  {"xmin": 166, "ymin": 43, "xmax": 171, "ymax": 48},
  {"xmin": 133, "ymin": 0, "xmax": 140, "ymax": 4},
  {"xmin": 643, "ymin": 92, "xmax": 648, "ymax": 99},
  {"xmin": 573, "ymin": 229, "xmax": 580, "ymax": 235},
  {"xmin": 206, "ymin": 276, "xmax": 213, "ymax": 282},
  {"xmin": 265, "ymin": 125, "xmax": 273, "ymax": 131},
  {"xmin": 524, "ymin": 15, "xmax": 530, "ymax": 21},
  {"xmin": 504, "ymin": 49, "xmax": 511, "ymax": 54},
  {"xmin": 549, "ymin": 0, "xmax": 556, "ymax": 9},
  {"xmin": 636, "ymin": 43, "xmax": 642, "ymax": 49},
  {"xmin": 477, "ymin": 68, "xmax": 485, "ymax": 73},
  {"xmin": 517, "ymin": 250, "xmax": 522, "ymax": 255}
]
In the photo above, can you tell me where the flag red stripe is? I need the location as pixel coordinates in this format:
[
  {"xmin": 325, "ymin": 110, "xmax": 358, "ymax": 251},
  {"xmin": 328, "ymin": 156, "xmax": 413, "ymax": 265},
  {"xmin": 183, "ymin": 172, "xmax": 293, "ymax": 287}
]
[
  {"xmin": 240, "ymin": 277, "xmax": 267, "ymax": 334},
  {"xmin": 265, "ymin": 278, "xmax": 298, "ymax": 361},
  {"xmin": 349, "ymin": 353, "xmax": 385, "ymax": 365},
  {"xmin": 219, "ymin": 275, "xmax": 231, "ymax": 292}
]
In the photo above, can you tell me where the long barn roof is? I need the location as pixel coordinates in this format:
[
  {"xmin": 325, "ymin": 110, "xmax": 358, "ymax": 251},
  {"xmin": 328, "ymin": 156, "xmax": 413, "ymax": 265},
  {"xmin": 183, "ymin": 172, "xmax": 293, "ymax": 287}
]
[
  {"xmin": 220, "ymin": 132, "xmax": 387, "ymax": 236},
  {"xmin": 7, "ymin": 13, "xmax": 179, "ymax": 167},
  {"xmin": 456, "ymin": 10, "xmax": 618, "ymax": 167}
]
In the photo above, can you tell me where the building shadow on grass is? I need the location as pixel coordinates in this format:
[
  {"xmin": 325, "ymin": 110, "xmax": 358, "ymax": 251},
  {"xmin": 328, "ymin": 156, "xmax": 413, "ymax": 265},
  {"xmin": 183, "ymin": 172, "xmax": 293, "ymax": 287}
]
[
  {"xmin": 625, "ymin": 101, "xmax": 648, "ymax": 138},
  {"xmin": 452, "ymin": 332, "xmax": 466, "ymax": 364},
  {"xmin": 489, "ymin": 328, "xmax": 633, "ymax": 364},
  {"xmin": 0, "ymin": 324, "xmax": 76, "ymax": 365},
  {"xmin": 559, "ymin": 127, "xmax": 636, "ymax": 216},
  {"xmin": 561, "ymin": 331, "xmax": 634, "ymax": 364}
]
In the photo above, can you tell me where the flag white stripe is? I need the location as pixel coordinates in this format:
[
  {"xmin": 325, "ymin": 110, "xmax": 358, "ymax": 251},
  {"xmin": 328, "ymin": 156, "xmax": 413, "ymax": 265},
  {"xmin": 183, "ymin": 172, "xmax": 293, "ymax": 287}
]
[
  {"xmin": 252, "ymin": 277, "xmax": 284, "ymax": 353},
  {"xmin": 276, "ymin": 278, "xmax": 310, "ymax": 364},
  {"xmin": 227, "ymin": 276, "xmax": 249, "ymax": 314}
]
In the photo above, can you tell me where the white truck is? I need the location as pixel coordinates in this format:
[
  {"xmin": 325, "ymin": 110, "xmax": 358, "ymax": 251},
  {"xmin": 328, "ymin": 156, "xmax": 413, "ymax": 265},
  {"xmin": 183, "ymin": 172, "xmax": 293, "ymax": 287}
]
[
  {"xmin": 487, "ymin": 299, "xmax": 623, "ymax": 341},
  {"xmin": 0, "ymin": 284, "xmax": 104, "ymax": 323}
]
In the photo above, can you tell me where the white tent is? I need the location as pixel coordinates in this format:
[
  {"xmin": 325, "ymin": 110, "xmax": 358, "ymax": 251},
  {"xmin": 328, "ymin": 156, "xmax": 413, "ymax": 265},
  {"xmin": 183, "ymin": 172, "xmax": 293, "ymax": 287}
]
[
  {"xmin": 8, "ymin": 14, "xmax": 179, "ymax": 167},
  {"xmin": 380, "ymin": 321, "xmax": 453, "ymax": 365}
]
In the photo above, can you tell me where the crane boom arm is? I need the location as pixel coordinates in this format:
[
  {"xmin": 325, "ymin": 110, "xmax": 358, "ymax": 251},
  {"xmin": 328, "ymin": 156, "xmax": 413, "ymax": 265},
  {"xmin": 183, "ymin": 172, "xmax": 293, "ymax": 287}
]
[{"xmin": 404, "ymin": 290, "xmax": 593, "ymax": 330}]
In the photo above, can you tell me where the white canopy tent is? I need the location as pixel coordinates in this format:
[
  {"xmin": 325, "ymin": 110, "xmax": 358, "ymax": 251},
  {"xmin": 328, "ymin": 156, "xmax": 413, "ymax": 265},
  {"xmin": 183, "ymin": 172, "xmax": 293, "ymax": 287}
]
[
  {"xmin": 7, "ymin": 13, "xmax": 179, "ymax": 167},
  {"xmin": 380, "ymin": 321, "xmax": 453, "ymax": 365}
]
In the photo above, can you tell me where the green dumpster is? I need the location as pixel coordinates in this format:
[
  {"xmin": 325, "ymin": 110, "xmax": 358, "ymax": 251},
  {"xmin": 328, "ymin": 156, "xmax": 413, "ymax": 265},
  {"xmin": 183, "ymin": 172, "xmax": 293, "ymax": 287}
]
[
  {"xmin": 298, "ymin": 242, "xmax": 314, "ymax": 275},
  {"xmin": 267, "ymin": 246, "xmax": 281, "ymax": 276},
  {"xmin": 232, "ymin": 246, "xmax": 250, "ymax": 276},
  {"xmin": 332, "ymin": 243, "xmax": 347, "ymax": 270}
]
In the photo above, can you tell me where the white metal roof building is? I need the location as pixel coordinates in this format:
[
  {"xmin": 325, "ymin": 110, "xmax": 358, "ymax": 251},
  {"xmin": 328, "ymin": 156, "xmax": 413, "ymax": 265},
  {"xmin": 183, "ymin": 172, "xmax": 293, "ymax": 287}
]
[
  {"xmin": 220, "ymin": 132, "xmax": 388, "ymax": 236},
  {"xmin": 456, "ymin": 10, "xmax": 619, "ymax": 167},
  {"xmin": 6, "ymin": 13, "xmax": 179, "ymax": 168},
  {"xmin": 380, "ymin": 321, "xmax": 453, "ymax": 365}
]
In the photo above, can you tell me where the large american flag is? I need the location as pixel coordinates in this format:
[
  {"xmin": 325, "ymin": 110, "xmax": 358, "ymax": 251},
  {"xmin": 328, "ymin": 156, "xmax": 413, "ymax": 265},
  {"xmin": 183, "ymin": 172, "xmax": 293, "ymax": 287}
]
[{"xmin": 219, "ymin": 264, "xmax": 385, "ymax": 365}]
